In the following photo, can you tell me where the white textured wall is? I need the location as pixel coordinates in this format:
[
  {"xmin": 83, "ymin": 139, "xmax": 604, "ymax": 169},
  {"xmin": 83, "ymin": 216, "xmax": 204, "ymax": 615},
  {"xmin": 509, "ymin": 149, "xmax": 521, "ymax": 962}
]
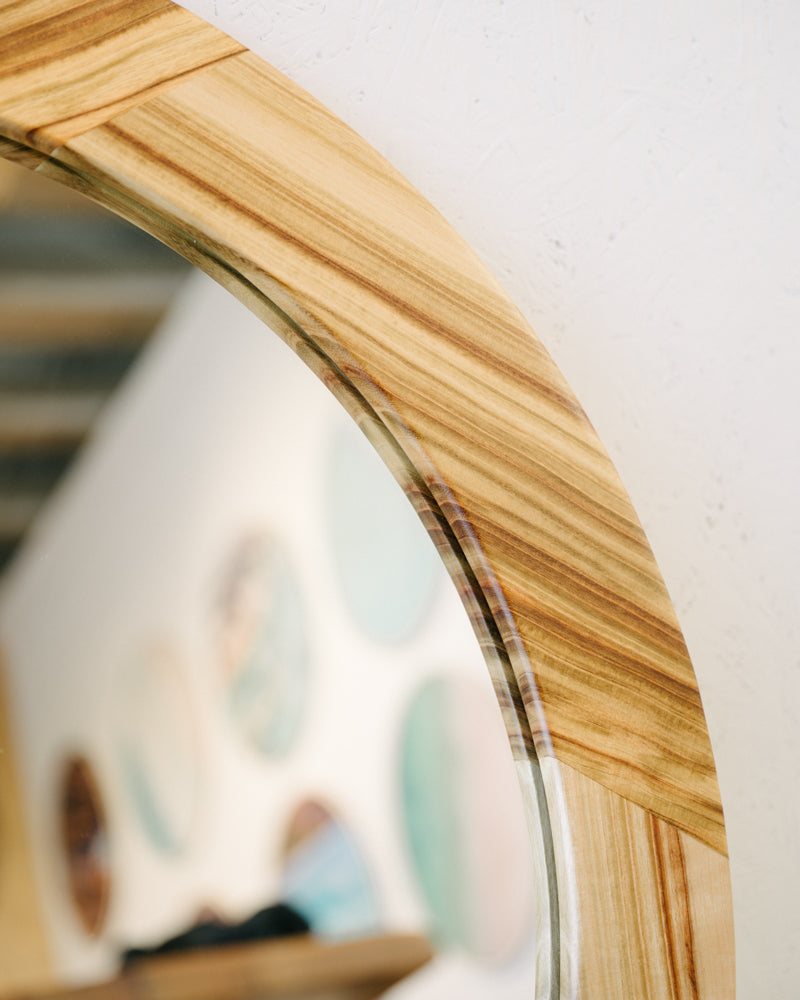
[{"xmin": 175, "ymin": 3, "xmax": 800, "ymax": 997}]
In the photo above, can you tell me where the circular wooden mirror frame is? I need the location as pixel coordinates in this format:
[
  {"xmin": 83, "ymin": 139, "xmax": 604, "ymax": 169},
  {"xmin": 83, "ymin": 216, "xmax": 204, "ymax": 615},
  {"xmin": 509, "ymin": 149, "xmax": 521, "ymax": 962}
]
[{"xmin": 0, "ymin": 2, "xmax": 734, "ymax": 997}]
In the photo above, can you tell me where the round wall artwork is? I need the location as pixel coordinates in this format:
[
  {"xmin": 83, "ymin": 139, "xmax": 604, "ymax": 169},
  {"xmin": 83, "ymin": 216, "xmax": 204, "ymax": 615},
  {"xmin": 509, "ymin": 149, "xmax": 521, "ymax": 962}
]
[
  {"xmin": 400, "ymin": 676, "xmax": 534, "ymax": 963},
  {"xmin": 325, "ymin": 424, "xmax": 441, "ymax": 644},
  {"xmin": 280, "ymin": 799, "xmax": 380, "ymax": 941},
  {"xmin": 216, "ymin": 533, "xmax": 309, "ymax": 757},
  {"xmin": 114, "ymin": 647, "xmax": 199, "ymax": 855},
  {"xmin": 59, "ymin": 756, "xmax": 111, "ymax": 937}
]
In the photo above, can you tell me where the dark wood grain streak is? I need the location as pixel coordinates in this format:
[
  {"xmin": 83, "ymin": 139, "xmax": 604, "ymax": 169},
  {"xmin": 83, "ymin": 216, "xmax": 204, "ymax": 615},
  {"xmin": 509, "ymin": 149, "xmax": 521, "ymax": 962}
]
[
  {"xmin": 652, "ymin": 818, "xmax": 699, "ymax": 1000},
  {"xmin": 561, "ymin": 763, "xmax": 733, "ymax": 999}
]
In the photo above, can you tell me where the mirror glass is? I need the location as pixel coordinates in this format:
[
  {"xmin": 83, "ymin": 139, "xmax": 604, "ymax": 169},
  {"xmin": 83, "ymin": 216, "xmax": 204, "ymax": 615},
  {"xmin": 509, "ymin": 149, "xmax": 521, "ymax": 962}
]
[{"xmin": 0, "ymin": 160, "xmax": 540, "ymax": 999}]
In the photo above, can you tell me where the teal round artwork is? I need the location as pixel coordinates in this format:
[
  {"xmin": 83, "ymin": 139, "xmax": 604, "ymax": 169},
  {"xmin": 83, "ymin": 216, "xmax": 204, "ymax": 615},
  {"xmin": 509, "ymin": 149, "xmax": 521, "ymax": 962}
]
[
  {"xmin": 280, "ymin": 800, "xmax": 380, "ymax": 940},
  {"xmin": 115, "ymin": 648, "xmax": 198, "ymax": 855},
  {"xmin": 326, "ymin": 425, "xmax": 441, "ymax": 644},
  {"xmin": 401, "ymin": 676, "xmax": 535, "ymax": 962},
  {"xmin": 217, "ymin": 534, "xmax": 309, "ymax": 757}
]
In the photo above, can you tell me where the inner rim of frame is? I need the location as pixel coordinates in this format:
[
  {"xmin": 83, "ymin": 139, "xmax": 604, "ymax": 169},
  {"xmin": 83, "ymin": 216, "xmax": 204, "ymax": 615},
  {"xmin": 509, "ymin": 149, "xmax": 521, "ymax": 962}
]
[{"xmin": 8, "ymin": 142, "xmax": 564, "ymax": 999}]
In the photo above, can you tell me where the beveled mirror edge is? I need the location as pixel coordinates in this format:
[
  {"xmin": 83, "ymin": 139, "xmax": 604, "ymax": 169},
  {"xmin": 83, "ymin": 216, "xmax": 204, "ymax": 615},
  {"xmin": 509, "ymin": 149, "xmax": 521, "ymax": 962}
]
[{"xmin": 0, "ymin": 140, "xmax": 569, "ymax": 1000}]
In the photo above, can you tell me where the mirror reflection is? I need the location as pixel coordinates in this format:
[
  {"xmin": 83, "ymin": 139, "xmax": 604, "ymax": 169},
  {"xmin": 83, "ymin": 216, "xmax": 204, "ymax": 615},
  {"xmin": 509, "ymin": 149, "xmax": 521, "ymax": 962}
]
[{"xmin": 0, "ymin": 161, "xmax": 539, "ymax": 999}]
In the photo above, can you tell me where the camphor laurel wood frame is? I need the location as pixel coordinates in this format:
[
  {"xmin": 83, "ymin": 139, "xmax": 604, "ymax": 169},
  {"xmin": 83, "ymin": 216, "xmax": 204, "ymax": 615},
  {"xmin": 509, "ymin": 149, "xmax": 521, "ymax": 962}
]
[{"xmin": 0, "ymin": 2, "xmax": 734, "ymax": 997}]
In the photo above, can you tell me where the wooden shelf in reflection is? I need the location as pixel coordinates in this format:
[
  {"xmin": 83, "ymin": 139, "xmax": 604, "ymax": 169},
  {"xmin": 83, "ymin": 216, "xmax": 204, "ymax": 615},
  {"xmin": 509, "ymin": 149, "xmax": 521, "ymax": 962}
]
[{"xmin": 13, "ymin": 934, "xmax": 434, "ymax": 1000}]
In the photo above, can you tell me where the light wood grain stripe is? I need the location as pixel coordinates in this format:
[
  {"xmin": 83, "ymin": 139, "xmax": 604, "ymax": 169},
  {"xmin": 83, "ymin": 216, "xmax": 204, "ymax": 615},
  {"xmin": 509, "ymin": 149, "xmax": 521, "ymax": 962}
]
[
  {"xmin": 560, "ymin": 762, "xmax": 733, "ymax": 999},
  {"xmin": 0, "ymin": 0, "xmax": 244, "ymax": 152}
]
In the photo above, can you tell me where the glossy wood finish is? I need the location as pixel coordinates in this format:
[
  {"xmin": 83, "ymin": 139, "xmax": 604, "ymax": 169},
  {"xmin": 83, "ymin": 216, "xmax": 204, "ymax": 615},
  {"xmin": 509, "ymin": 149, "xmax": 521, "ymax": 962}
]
[{"xmin": 0, "ymin": 2, "xmax": 734, "ymax": 997}]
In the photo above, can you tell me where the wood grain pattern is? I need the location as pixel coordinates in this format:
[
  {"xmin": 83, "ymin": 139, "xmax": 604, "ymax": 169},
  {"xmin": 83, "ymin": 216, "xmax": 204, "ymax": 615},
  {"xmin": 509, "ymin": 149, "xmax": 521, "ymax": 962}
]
[
  {"xmin": 559, "ymin": 761, "xmax": 734, "ymax": 999},
  {"xmin": 679, "ymin": 828, "xmax": 737, "ymax": 998},
  {"xmin": 0, "ymin": 2, "xmax": 735, "ymax": 997},
  {"xmin": 0, "ymin": 0, "xmax": 244, "ymax": 152}
]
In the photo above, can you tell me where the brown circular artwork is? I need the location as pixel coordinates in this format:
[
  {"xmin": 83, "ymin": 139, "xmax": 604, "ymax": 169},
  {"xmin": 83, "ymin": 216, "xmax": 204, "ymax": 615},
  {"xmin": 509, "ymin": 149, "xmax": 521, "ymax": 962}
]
[{"xmin": 59, "ymin": 756, "xmax": 110, "ymax": 937}]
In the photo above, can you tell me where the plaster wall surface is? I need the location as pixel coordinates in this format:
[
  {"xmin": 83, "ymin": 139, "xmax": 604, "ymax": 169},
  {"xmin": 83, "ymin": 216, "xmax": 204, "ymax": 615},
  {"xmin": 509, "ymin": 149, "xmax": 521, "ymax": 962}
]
[{"xmin": 177, "ymin": 2, "xmax": 800, "ymax": 997}]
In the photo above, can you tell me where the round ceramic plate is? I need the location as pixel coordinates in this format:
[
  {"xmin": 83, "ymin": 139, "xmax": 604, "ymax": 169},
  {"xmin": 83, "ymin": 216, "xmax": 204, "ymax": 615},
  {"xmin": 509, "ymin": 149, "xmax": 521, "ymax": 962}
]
[
  {"xmin": 280, "ymin": 799, "xmax": 380, "ymax": 940},
  {"xmin": 216, "ymin": 533, "xmax": 310, "ymax": 757},
  {"xmin": 115, "ymin": 646, "xmax": 199, "ymax": 855},
  {"xmin": 400, "ymin": 675, "xmax": 534, "ymax": 962},
  {"xmin": 325, "ymin": 424, "xmax": 441, "ymax": 645}
]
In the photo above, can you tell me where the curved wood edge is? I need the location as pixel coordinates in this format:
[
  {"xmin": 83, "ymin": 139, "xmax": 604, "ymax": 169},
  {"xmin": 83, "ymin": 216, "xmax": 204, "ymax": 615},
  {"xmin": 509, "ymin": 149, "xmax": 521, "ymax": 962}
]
[{"xmin": 0, "ymin": 2, "xmax": 735, "ymax": 997}]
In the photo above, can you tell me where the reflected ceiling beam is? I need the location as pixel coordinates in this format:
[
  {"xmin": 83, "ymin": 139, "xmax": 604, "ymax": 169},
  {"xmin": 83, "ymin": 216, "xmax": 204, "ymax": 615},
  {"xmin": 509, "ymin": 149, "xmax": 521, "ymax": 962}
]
[
  {"xmin": 0, "ymin": 273, "xmax": 181, "ymax": 348},
  {"xmin": 0, "ymin": 158, "xmax": 191, "ymax": 573}
]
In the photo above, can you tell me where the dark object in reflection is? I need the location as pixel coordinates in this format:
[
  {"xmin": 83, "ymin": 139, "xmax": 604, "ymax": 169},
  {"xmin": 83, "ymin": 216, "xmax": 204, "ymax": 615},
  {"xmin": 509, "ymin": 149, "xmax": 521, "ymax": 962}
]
[
  {"xmin": 122, "ymin": 903, "xmax": 310, "ymax": 964},
  {"xmin": 60, "ymin": 756, "xmax": 110, "ymax": 937}
]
